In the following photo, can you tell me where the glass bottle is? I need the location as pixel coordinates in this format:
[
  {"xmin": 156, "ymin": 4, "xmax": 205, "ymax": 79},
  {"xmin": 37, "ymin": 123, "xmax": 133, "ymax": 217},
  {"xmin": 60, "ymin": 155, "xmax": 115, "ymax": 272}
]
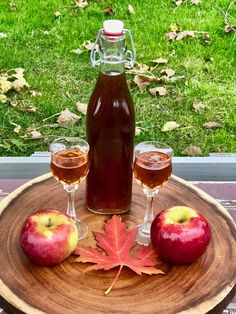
[{"xmin": 86, "ymin": 20, "xmax": 136, "ymax": 214}]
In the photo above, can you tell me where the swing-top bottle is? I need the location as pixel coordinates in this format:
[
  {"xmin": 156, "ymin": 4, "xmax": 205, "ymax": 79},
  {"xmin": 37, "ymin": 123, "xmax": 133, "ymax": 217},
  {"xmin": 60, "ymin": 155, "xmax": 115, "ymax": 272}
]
[{"xmin": 86, "ymin": 20, "xmax": 136, "ymax": 214}]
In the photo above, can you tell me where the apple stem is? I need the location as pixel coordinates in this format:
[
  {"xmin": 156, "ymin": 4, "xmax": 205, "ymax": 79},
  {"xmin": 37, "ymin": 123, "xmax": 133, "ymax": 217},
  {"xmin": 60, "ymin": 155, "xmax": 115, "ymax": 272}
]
[{"xmin": 47, "ymin": 218, "xmax": 53, "ymax": 228}]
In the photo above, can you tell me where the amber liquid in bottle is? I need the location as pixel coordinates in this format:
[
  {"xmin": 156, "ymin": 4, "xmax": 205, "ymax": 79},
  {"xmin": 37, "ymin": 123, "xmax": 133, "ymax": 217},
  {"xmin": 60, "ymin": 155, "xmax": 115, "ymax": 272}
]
[{"xmin": 86, "ymin": 71, "xmax": 135, "ymax": 214}]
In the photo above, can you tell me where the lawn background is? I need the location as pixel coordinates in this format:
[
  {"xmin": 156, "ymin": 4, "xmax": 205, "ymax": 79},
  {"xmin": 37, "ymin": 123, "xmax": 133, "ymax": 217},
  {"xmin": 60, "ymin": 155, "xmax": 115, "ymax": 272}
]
[{"xmin": 0, "ymin": 0, "xmax": 235, "ymax": 156}]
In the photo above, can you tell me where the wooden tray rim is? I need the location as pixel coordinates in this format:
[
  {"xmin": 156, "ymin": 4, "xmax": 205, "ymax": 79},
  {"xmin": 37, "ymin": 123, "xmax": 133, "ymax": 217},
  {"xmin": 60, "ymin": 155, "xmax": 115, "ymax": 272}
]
[{"xmin": 0, "ymin": 173, "xmax": 235, "ymax": 314}]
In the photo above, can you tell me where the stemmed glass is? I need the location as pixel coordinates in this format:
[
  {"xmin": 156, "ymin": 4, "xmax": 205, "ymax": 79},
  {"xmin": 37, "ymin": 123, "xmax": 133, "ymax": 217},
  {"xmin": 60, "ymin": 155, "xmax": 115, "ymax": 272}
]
[
  {"xmin": 133, "ymin": 141, "xmax": 173, "ymax": 246},
  {"xmin": 50, "ymin": 137, "xmax": 89, "ymax": 240}
]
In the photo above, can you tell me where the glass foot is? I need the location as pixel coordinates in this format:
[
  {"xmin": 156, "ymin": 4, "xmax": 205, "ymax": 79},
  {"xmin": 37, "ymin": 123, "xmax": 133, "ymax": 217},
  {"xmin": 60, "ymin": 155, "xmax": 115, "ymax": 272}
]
[
  {"xmin": 76, "ymin": 220, "xmax": 88, "ymax": 240},
  {"xmin": 136, "ymin": 224, "xmax": 151, "ymax": 246}
]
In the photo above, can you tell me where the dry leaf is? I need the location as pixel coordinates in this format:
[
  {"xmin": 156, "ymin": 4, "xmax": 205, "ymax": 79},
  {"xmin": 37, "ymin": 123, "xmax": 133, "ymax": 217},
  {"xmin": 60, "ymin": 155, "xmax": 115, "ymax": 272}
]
[
  {"xmin": 10, "ymin": 2, "xmax": 17, "ymax": 10},
  {"xmin": 182, "ymin": 144, "xmax": 203, "ymax": 156},
  {"xmin": 0, "ymin": 33, "xmax": 7, "ymax": 39},
  {"xmin": 104, "ymin": 7, "xmax": 114, "ymax": 15},
  {"xmin": 72, "ymin": 48, "xmax": 83, "ymax": 55},
  {"xmin": 170, "ymin": 23, "xmax": 180, "ymax": 32},
  {"xmin": 126, "ymin": 63, "xmax": 149, "ymax": 75},
  {"xmin": 176, "ymin": 31, "xmax": 195, "ymax": 41},
  {"xmin": 18, "ymin": 105, "xmax": 36, "ymax": 113},
  {"xmin": 43, "ymin": 31, "xmax": 50, "ymax": 35},
  {"xmin": 57, "ymin": 108, "xmax": 80, "ymax": 125},
  {"xmin": 159, "ymin": 75, "xmax": 185, "ymax": 83},
  {"xmin": 149, "ymin": 86, "xmax": 167, "ymax": 97},
  {"xmin": 75, "ymin": 0, "xmax": 88, "ymax": 8},
  {"xmin": 203, "ymin": 121, "xmax": 221, "ymax": 129},
  {"xmin": 128, "ymin": 4, "xmax": 135, "ymax": 14},
  {"xmin": 193, "ymin": 100, "xmax": 205, "ymax": 112},
  {"xmin": 82, "ymin": 40, "xmax": 97, "ymax": 51},
  {"xmin": 0, "ymin": 94, "xmax": 7, "ymax": 103},
  {"xmin": 30, "ymin": 88, "xmax": 42, "ymax": 97},
  {"xmin": 11, "ymin": 122, "xmax": 21, "ymax": 133},
  {"xmin": 29, "ymin": 130, "xmax": 42, "ymax": 138},
  {"xmin": 172, "ymin": 0, "xmax": 183, "ymax": 6},
  {"xmin": 11, "ymin": 68, "xmax": 30, "ymax": 93},
  {"xmin": 136, "ymin": 63, "xmax": 149, "ymax": 73},
  {"xmin": 9, "ymin": 97, "xmax": 19, "ymax": 107},
  {"xmin": 0, "ymin": 79, "xmax": 12, "ymax": 94},
  {"xmin": 135, "ymin": 126, "xmax": 142, "ymax": 136},
  {"xmin": 12, "ymin": 77, "xmax": 30, "ymax": 93},
  {"xmin": 76, "ymin": 102, "xmax": 87, "ymax": 115},
  {"xmin": 13, "ymin": 67, "xmax": 25, "ymax": 79},
  {"xmin": 191, "ymin": 0, "xmax": 201, "ymax": 5},
  {"xmin": 160, "ymin": 69, "xmax": 175, "ymax": 77},
  {"xmin": 162, "ymin": 121, "xmax": 180, "ymax": 132},
  {"xmin": 134, "ymin": 75, "xmax": 156, "ymax": 90},
  {"xmin": 165, "ymin": 32, "xmax": 177, "ymax": 41},
  {"xmin": 224, "ymin": 25, "xmax": 236, "ymax": 33},
  {"xmin": 54, "ymin": 11, "xmax": 61, "ymax": 17},
  {"xmin": 152, "ymin": 58, "xmax": 168, "ymax": 64},
  {"xmin": 166, "ymin": 31, "xmax": 195, "ymax": 41}
]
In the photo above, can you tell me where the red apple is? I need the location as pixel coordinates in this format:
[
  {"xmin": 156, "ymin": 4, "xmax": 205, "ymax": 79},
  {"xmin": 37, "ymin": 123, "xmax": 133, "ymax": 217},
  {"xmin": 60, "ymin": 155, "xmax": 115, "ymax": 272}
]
[
  {"xmin": 20, "ymin": 208, "xmax": 78, "ymax": 266},
  {"xmin": 151, "ymin": 206, "xmax": 211, "ymax": 265}
]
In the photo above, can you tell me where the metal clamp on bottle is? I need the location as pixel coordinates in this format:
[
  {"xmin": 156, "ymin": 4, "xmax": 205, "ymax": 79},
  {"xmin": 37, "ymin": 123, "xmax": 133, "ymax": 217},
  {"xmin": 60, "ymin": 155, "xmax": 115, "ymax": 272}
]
[{"xmin": 90, "ymin": 20, "xmax": 136, "ymax": 68}]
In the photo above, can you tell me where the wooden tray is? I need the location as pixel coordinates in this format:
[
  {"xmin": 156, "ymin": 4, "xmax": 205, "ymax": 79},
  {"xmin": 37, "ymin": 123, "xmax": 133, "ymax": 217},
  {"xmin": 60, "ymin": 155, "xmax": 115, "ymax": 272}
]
[{"xmin": 0, "ymin": 174, "xmax": 235, "ymax": 314}]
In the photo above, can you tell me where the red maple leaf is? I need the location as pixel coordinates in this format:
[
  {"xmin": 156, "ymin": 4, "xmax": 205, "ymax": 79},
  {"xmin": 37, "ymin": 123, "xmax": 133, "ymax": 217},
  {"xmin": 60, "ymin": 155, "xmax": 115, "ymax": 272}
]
[{"xmin": 74, "ymin": 215, "xmax": 164, "ymax": 294}]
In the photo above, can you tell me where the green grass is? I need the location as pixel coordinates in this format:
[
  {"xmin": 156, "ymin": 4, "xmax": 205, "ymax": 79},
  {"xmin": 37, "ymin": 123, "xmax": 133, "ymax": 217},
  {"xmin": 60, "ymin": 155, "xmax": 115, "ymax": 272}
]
[{"xmin": 0, "ymin": 0, "xmax": 235, "ymax": 156}]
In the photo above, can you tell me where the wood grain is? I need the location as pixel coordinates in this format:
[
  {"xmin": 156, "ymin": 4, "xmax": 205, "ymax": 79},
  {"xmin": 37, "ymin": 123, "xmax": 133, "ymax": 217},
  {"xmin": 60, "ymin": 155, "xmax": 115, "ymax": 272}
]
[{"xmin": 0, "ymin": 174, "xmax": 235, "ymax": 314}]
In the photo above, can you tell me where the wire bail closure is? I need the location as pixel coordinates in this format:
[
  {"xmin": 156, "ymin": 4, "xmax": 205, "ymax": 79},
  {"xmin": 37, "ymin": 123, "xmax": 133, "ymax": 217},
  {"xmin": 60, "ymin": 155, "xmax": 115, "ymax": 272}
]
[{"xmin": 90, "ymin": 29, "xmax": 136, "ymax": 68}]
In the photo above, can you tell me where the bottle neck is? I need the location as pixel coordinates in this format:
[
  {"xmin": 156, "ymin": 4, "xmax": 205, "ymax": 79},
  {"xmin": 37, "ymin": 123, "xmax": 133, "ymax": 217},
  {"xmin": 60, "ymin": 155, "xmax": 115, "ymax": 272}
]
[
  {"xmin": 100, "ymin": 62, "xmax": 125, "ymax": 75},
  {"xmin": 99, "ymin": 33, "xmax": 126, "ymax": 75}
]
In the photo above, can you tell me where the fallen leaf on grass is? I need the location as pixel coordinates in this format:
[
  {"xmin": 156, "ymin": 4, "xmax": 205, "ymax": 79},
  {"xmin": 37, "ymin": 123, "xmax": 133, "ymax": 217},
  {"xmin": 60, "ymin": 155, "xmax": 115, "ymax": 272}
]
[
  {"xmin": 76, "ymin": 102, "xmax": 87, "ymax": 115},
  {"xmin": 0, "ymin": 33, "xmax": 7, "ymax": 39},
  {"xmin": 128, "ymin": 4, "xmax": 135, "ymax": 14},
  {"xmin": 193, "ymin": 100, "xmax": 205, "ymax": 112},
  {"xmin": 134, "ymin": 75, "xmax": 156, "ymax": 90},
  {"xmin": 43, "ymin": 31, "xmax": 50, "ymax": 35},
  {"xmin": 82, "ymin": 40, "xmax": 97, "ymax": 51},
  {"xmin": 135, "ymin": 126, "xmax": 142, "ymax": 136},
  {"xmin": 10, "ymin": 2, "xmax": 17, "ymax": 10},
  {"xmin": 203, "ymin": 121, "xmax": 221, "ymax": 129},
  {"xmin": 18, "ymin": 105, "xmax": 36, "ymax": 113},
  {"xmin": 182, "ymin": 144, "xmax": 203, "ymax": 156},
  {"xmin": 72, "ymin": 48, "xmax": 83, "ymax": 55},
  {"xmin": 166, "ymin": 31, "xmax": 195, "ymax": 41},
  {"xmin": 0, "ymin": 79, "xmax": 12, "ymax": 94},
  {"xmin": 75, "ymin": 0, "xmax": 88, "ymax": 8},
  {"xmin": 57, "ymin": 108, "xmax": 80, "ymax": 125},
  {"xmin": 54, "ymin": 11, "xmax": 61, "ymax": 17},
  {"xmin": 162, "ymin": 121, "xmax": 180, "ymax": 132},
  {"xmin": 11, "ymin": 122, "xmax": 21, "ymax": 133},
  {"xmin": 149, "ymin": 86, "xmax": 167, "ymax": 96},
  {"xmin": 191, "ymin": 0, "xmax": 201, "ymax": 5},
  {"xmin": 28, "ymin": 129, "xmax": 42, "ymax": 139},
  {"xmin": 30, "ymin": 88, "xmax": 42, "ymax": 97},
  {"xmin": 74, "ymin": 215, "xmax": 163, "ymax": 295},
  {"xmin": 224, "ymin": 25, "xmax": 236, "ymax": 33},
  {"xmin": 11, "ymin": 68, "xmax": 30, "ymax": 93},
  {"xmin": 172, "ymin": 0, "xmax": 183, "ymax": 6},
  {"xmin": 170, "ymin": 23, "xmax": 180, "ymax": 33},
  {"xmin": 152, "ymin": 58, "xmax": 168, "ymax": 64},
  {"xmin": 0, "ymin": 94, "xmax": 7, "ymax": 103},
  {"xmin": 103, "ymin": 7, "xmax": 114, "ymax": 15},
  {"xmin": 160, "ymin": 69, "xmax": 175, "ymax": 77},
  {"xmin": 126, "ymin": 63, "xmax": 149, "ymax": 75}
]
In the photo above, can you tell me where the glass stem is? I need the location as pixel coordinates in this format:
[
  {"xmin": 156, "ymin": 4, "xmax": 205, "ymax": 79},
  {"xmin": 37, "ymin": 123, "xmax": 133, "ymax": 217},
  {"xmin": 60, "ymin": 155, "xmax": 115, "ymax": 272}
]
[
  {"xmin": 143, "ymin": 188, "xmax": 159, "ymax": 234},
  {"xmin": 64, "ymin": 185, "xmax": 77, "ymax": 220}
]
